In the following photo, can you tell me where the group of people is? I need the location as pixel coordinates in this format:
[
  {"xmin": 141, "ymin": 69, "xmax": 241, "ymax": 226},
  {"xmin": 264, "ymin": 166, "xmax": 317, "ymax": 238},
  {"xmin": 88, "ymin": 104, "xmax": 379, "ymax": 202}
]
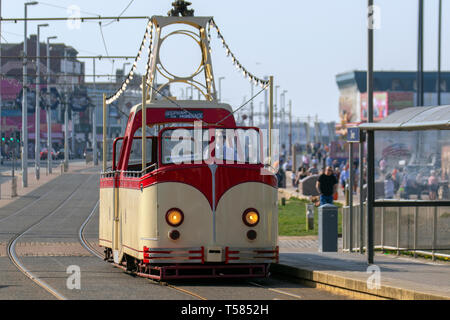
[{"xmin": 382, "ymin": 162, "xmax": 441, "ymax": 200}]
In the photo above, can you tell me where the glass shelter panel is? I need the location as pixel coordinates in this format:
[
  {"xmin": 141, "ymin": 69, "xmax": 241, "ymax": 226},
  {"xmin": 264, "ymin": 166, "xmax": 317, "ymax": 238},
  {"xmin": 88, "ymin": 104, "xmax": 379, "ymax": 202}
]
[{"xmin": 374, "ymin": 130, "xmax": 450, "ymax": 201}]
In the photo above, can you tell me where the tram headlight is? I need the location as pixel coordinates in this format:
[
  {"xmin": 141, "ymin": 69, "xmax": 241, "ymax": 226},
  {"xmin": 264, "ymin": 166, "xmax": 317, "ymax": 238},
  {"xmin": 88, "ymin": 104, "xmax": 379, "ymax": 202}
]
[
  {"xmin": 166, "ymin": 208, "xmax": 184, "ymax": 227},
  {"xmin": 242, "ymin": 209, "xmax": 259, "ymax": 227}
]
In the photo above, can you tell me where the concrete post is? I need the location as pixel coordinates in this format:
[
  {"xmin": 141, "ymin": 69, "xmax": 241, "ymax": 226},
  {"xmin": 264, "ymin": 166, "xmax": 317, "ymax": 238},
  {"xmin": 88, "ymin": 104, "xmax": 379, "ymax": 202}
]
[{"xmin": 306, "ymin": 203, "xmax": 315, "ymax": 231}]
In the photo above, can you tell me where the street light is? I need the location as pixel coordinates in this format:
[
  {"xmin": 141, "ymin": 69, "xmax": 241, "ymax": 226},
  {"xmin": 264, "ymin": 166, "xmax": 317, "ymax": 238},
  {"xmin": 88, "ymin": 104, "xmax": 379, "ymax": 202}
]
[
  {"xmin": 281, "ymin": 90, "xmax": 288, "ymax": 149},
  {"xmin": 275, "ymin": 85, "xmax": 280, "ymax": 128},
  {"xmin": 22, "ymin": 0, "xmax": 39, "ymax": 188},
  {"xmin": 35, "ymin": 23, "xmax": 48, "ymax": 181},
  {"xmin": 218, "ymin": 76, "xmax": 225, "ymax": 102},
  {"xmin": 46, "ymin": 36, "xmax": 57, "ymax": 174}
]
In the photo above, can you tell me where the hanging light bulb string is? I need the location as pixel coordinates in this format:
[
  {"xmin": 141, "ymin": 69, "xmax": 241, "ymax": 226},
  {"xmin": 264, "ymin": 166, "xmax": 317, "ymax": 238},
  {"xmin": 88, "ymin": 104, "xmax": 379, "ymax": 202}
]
[
  {"xmin": 209, "ymin": 18, "xmax": 269, "ymax": 89},
  {"xmin": 145, "ymin": 24, "xmax": 156, "ymax": 89},
  {"xmin": 106, "ymin": 18, "xmax": 153, "ymax": 104}
]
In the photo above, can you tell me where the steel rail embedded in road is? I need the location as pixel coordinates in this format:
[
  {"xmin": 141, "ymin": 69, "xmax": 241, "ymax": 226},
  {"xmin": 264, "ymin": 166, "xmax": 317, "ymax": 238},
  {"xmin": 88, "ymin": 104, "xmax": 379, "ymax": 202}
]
[
  {"xmin": 77, "ymin": 200, "xmax": 209, "ymax": 300},
  {"xmin": 78, "ymin": 200, "xmax": 103, "ymax": 259},
  {"xmin": 6, "ymin": 173, "xmax": 95, "ymax": 300}
]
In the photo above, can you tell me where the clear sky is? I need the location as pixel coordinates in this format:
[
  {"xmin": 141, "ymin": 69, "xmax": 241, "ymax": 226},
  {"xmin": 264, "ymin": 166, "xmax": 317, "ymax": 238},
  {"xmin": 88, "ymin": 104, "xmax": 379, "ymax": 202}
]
[{"xmin": 1, "ymin": 0, "xmax": 449, "ymax": 122}]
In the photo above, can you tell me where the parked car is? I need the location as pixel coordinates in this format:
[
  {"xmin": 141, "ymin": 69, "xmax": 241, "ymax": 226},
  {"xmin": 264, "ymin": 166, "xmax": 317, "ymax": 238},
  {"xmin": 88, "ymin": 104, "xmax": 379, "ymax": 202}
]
[
  {"xmin": 56, "ymin": 149, "xmax": 74, "ymax": 160},
  {"xmin": 40, "ymin": 148, "xmax": 56, "ymax": 160}
]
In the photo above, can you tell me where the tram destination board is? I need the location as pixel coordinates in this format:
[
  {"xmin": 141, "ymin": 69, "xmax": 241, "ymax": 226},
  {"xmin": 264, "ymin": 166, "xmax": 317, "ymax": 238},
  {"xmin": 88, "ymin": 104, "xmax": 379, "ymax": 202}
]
[{"xmin": 165, "ymin": 110, "xmax": 204, "ymax": 119}]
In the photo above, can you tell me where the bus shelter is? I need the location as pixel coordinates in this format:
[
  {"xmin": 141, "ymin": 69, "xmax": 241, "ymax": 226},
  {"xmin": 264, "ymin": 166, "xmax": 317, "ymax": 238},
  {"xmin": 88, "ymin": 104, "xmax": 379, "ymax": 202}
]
[{"xmin": 354, "ymin": 106, "xmax": 450, "ymax": 260}]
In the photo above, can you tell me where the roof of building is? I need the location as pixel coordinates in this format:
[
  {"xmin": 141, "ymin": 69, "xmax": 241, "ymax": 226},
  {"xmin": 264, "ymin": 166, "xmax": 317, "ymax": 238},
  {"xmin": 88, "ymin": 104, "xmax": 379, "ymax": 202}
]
[
  {"xmin": 359, "ymin": 105, "xmax": 450, "ymax": 131},
  {"xmin": 336, "ymin": 70, "xmax": 450, "ymax": 92}
]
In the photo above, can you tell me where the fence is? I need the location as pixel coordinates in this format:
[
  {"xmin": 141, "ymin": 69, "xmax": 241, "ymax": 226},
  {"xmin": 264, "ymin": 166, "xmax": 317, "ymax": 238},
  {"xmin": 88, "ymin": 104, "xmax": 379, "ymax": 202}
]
[{"xmin": 342, "ymin": 204, "xmax": 450, "ymax": 259}]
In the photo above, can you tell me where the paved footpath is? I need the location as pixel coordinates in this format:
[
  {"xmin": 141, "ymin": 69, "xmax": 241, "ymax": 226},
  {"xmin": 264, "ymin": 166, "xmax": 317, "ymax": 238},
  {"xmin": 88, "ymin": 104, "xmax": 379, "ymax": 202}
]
[
  {"xmin": 276, "ymin": 214, "xmax": 449, "ymax": 299},
  {"xmin": 277, "ymin": 176, "xmax": 449, "ymax": 300}
]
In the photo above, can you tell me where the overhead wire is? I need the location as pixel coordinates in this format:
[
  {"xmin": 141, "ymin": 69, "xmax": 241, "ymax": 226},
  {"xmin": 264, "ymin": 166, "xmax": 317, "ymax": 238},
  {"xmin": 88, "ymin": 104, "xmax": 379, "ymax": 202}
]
[{"xmin": 103, "ymin": 0, "xmax": 135, "ymax": 27}]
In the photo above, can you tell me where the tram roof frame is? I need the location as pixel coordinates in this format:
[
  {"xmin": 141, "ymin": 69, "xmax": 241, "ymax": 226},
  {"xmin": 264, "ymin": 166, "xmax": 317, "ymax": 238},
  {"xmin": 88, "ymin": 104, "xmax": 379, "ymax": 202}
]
[
  {"xmin": 359, "ymin": 105, "xmax": 450, "ymax": 131},
  {"xmin": 129, "ymin": 99, "xmax": 234, "ymax": 115}
]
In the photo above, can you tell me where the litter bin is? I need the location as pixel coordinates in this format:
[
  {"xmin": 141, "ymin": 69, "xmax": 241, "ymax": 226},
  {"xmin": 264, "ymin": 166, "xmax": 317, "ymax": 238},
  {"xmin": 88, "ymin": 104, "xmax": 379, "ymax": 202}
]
[{"xmin": 318, "ymin": 204, "xmax": 338, "ymax": 252}]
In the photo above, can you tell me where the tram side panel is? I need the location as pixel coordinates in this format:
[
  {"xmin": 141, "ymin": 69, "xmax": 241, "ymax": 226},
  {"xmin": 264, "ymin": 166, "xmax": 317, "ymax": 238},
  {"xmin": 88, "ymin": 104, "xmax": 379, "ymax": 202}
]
[
  {"xmin": 119, "ymin": 188, "xmax": 148, "ymax": 259},
  {"xmin": 99, "ymin": 181, "xmax": 114, "ymax": 249}
]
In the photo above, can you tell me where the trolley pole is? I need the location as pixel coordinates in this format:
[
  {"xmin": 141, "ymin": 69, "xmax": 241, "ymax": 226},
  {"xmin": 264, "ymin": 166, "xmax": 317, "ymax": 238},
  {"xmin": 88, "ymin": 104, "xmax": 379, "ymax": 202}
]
[
  {"xmin": 250, "ymin": 83, "xmax": 254, "ymax": 126},
  {"xmin": 102, "ymin": 93, "xmax": 107, "ymax": 172},
  {"xmin": 141, "ymin": 75, "xmax": 147, "ymax": 171}
]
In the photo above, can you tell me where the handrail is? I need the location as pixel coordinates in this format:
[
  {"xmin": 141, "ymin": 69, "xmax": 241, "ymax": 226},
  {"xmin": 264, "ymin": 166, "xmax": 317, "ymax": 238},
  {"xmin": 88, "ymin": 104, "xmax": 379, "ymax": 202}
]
[{"xmin": 101, "ymin": 163, "xmax": 158, "ymax": 178}]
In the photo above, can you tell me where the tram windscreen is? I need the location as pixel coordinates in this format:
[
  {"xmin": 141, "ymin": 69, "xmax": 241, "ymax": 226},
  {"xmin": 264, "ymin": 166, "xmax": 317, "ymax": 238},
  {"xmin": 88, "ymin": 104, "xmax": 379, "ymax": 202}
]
[
  {"xmin": 161, "ymin": 128, "xmax": 261, "ymax": 165},
  {"xmin": 374, "ymin": 130, "xmax": 450, "ymax": 201}
]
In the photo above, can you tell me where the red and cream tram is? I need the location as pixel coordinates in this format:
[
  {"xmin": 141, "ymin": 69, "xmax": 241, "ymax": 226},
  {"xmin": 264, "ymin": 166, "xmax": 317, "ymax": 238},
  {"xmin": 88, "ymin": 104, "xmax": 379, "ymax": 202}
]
[{"xmin": 99, "ymin": 100, "xmax": 279, "ymax": 280}]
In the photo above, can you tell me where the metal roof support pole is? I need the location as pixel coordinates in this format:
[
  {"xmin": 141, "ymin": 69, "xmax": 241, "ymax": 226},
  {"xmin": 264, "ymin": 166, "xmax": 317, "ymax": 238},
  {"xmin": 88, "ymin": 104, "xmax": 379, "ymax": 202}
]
[
  {"xmin": 359, "ymin": 132, "xmax": 365, "ymax": 254},
  {"xmin": 142, "ymin": 75, "xmax": 147, "ymax": 173},
  {"xmin": 269, "ymin": 76, "xmax": 273, "ymax": 162},
  {"xmin": 367, "ymin": 0, "xmax": 375, "ymax": 265},
  {"xmin": 349, "ymin": 142, "xmax": 354, "ymax": 252},
  {"xmin": 102, "ymin": 93, "xmax": 107, "ymax": 172}
]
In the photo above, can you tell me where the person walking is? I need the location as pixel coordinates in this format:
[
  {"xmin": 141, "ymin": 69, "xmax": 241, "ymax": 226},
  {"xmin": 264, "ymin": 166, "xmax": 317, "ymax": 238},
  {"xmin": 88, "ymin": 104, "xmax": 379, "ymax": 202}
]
[{"xmin": 316, "ymin": 166, "xmax": 338, "ymax": 205}]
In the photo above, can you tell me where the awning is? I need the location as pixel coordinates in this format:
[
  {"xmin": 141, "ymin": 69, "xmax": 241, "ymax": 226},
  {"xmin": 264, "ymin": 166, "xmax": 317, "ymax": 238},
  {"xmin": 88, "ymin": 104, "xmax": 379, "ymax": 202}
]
[{"xmin": 359, "ymin": 105, "xmax": 450, "ymax": 131}]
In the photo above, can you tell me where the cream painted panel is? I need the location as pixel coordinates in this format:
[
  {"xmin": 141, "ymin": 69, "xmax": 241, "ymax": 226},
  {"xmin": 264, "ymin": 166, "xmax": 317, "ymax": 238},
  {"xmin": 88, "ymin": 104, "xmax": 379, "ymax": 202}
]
[
  {"xmin": 137, "ymin": 186, "xmax": 158, "ymax": 257},
  {"xmin": 99, "ymin": 188, "xmax": 113, "ymax": 248},
  {"xmin": 119, "ymin": 188, "xmax": 141, "ymax": 257},
  {"xmin": 155, "ymin": 183, "xmax": 213, "ymax": 248},
  {"xmin": 215, "ymin": 183, "xmax": 278, "ymax": 247}
]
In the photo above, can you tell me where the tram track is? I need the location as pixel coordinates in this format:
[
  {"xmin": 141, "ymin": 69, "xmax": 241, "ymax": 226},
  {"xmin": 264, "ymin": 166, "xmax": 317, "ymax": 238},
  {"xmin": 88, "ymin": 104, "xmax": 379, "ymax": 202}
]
[
  {"xmin": 77, "ymin": 201, "xmax": 304, "ymax": 301},
  {"xmin": 5, "ymin": 172, "xmax": 95, "ymax": 300}
]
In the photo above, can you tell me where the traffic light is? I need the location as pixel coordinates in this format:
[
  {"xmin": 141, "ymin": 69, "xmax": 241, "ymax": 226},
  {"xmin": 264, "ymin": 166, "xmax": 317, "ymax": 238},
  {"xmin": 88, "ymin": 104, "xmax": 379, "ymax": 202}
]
[
  {"xmin": 1, "ymin": 133, "xmax": 5, "ymax": 143},
  {"xmin": 16, "ymin": 131, "xmax": 20, "ymax": 143}
]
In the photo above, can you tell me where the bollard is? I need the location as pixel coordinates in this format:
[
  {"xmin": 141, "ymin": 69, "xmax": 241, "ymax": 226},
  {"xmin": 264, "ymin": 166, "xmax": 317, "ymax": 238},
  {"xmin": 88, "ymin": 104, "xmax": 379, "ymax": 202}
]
[
  {"xmin": 60, "ymin": 162, "xmax": 64, "ymax": 175},
  {"xmin": 11, "ymin": 176, "xmax": 18, "ymax": 198},
  {"xmin": 345, "ymin": 184, "xmax": 349, "ymax": 206},
  {"xmin": 281, "ymin": 197, "xmax": 286, "ymax": 206},
  {"xmin": 318, "ymin": 204, "xmax": 338, "ymax": 252},
  {"xmin": 306, "ymin": 203, "xmax": 315, "ymax": 230}
]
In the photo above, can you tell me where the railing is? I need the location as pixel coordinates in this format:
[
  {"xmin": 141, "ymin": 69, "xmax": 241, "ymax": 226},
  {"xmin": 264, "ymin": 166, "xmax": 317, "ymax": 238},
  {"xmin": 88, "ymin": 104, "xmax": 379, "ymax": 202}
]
[
  {"xmin": 100, "ymin": 163, "xmax": 158, "ymax": 179},
  {"xmin": 342, "ymin": 203, "xmax": 450, "ymax": 260}
]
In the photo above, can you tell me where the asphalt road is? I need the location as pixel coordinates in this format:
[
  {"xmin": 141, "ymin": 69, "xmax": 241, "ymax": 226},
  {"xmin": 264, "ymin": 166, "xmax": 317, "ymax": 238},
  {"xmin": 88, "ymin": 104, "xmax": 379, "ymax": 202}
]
[{"xmin": 0, "ymin": 167, "xmax": 350, "ymax": 300}]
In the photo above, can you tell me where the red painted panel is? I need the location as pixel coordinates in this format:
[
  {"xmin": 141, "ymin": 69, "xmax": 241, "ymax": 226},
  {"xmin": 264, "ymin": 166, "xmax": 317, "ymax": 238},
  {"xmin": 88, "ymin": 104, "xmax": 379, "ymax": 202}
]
[{"xmin": 215, "ymin": 166, "xmax": 277, "ymax": 207}]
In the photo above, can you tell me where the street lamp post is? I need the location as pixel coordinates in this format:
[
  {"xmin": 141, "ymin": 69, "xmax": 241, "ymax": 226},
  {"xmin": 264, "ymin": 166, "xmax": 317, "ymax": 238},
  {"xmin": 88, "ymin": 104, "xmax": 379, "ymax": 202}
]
[
  {"xmin": 64, "ymin": 48, "xmax": 69, "ymax": 171},
  {"xmin": 274, "ymin": 85, "xmax": 280, "ymax": 129},
  {"xmin": 122, "ymin": 62, "xmax": 130, "ymax": 82},
  {"xmin": 281, "ymin": 90, "xmax": 288, "ymax": 150},
  {"xmin": 93, "ymin": 58, "xmax": 98, "ymax": 166},
  {"xmin": 22, "ymin": 1, "xmax": 38, "ymax": 188},
  {"xmin": 46, "ymin": 36, "xmax": 56, "ymax": 174},
  {"xmin": 35, "ymin": 23, "xmax": 48, "ymax": 181},
  {"xmin": 218, "ymin": 77, "xmax": 225, "ymax": 102}
]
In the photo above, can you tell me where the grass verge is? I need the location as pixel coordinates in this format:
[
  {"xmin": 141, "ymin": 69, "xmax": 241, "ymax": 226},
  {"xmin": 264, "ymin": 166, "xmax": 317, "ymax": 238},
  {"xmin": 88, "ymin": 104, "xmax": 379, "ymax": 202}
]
[{"xmin": 278, "ymin": 197, "xmax": 342, "ymax": 236}]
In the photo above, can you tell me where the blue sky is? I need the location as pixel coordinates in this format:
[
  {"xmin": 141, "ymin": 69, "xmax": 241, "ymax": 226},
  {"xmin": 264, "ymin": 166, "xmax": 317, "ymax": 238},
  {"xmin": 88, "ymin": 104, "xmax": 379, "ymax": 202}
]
[{"xmin": 1, "ymin": 0, "xmax": 449, "ymax": 122}]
